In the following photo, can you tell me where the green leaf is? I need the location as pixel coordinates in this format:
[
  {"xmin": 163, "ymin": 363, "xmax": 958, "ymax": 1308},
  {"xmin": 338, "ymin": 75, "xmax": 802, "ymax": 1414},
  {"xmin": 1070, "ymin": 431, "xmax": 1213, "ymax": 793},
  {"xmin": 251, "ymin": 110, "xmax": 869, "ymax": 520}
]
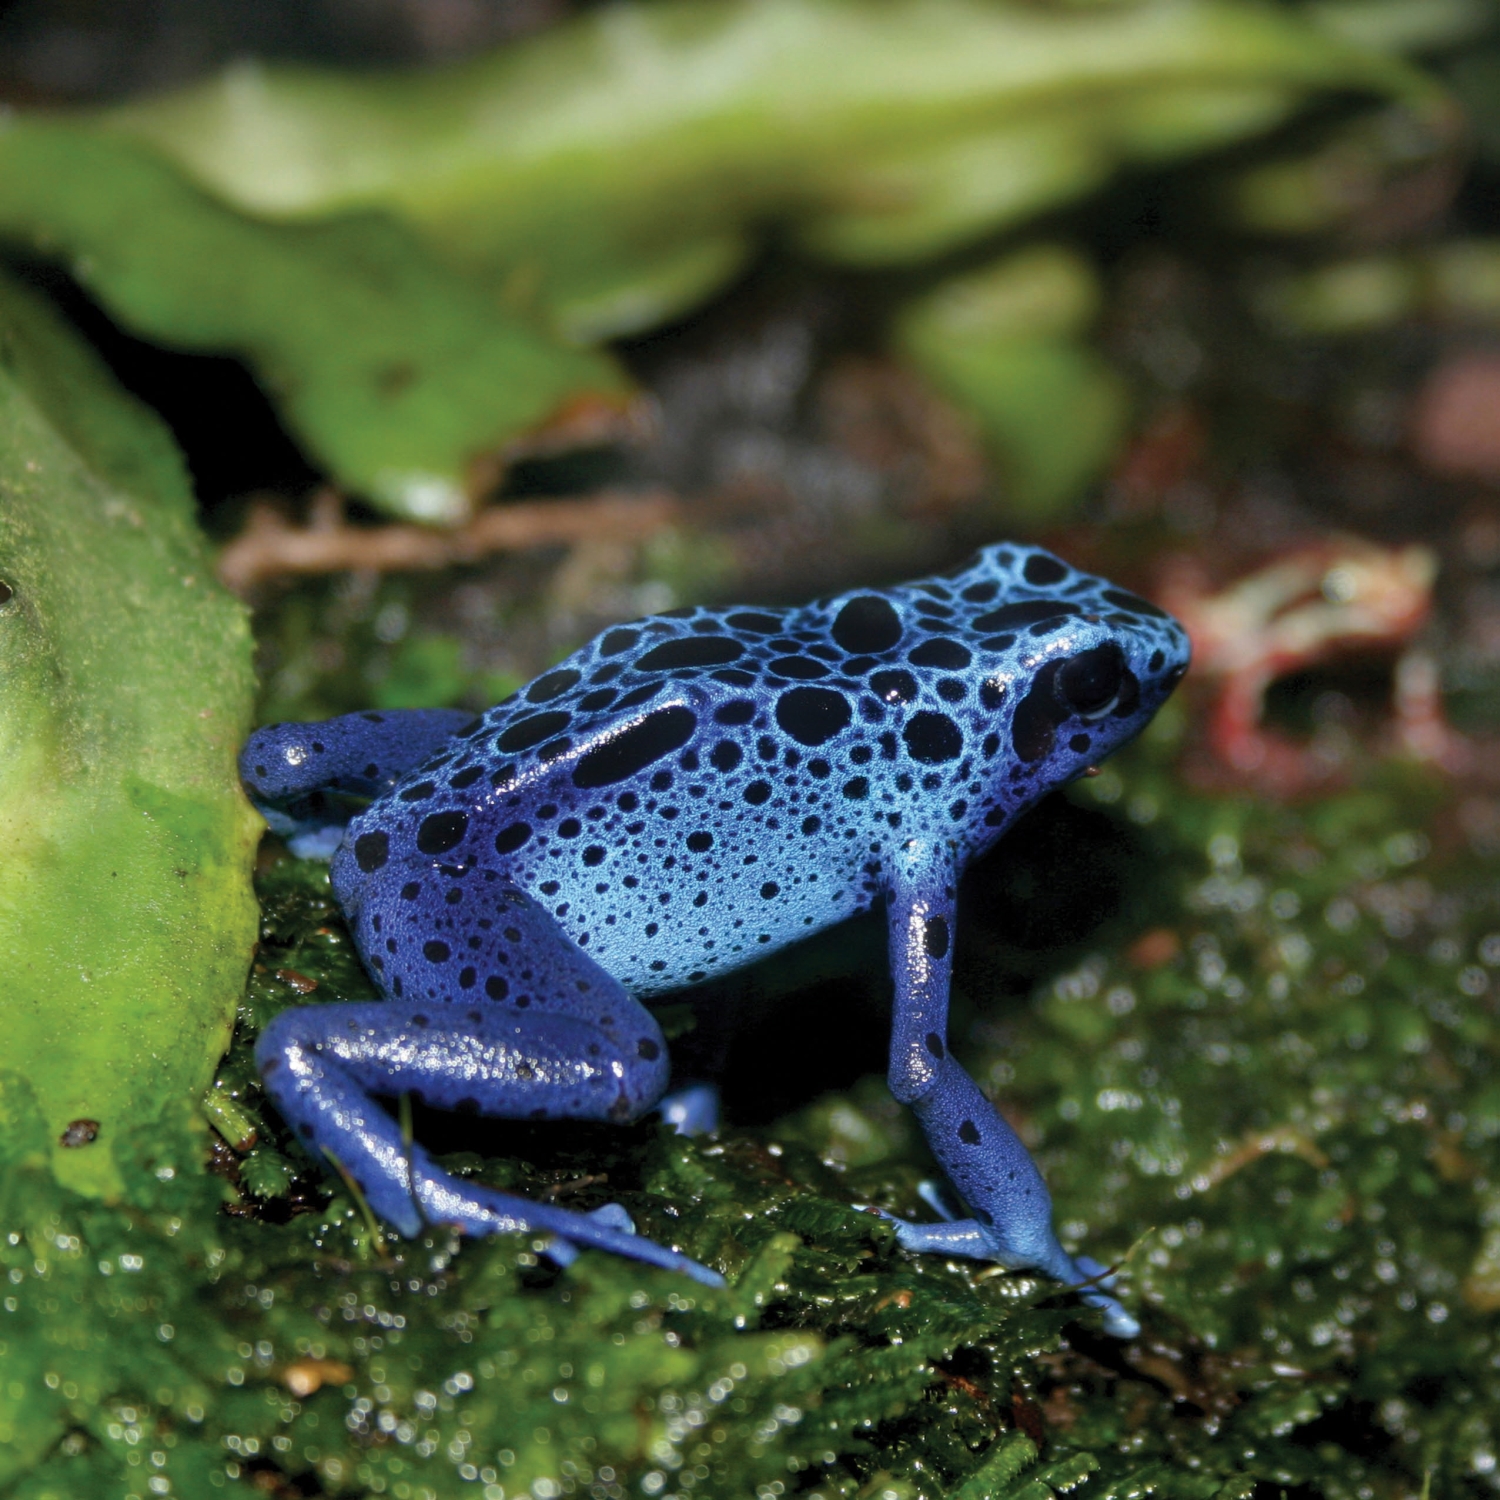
[
  {"xmin": 895, "ymin": 246, "xmax": 1129, "ymax": 521},
  {"xmin": 0, "ymin": 267, "xmax": 260, "ymax": 1202},
  {"xmin": 0, "ymin": 121, "xmax": 630, "ymax": 522},
  {"xmin": 105, "ymin": 0, "xmax": 1442, "ymax": 341}
]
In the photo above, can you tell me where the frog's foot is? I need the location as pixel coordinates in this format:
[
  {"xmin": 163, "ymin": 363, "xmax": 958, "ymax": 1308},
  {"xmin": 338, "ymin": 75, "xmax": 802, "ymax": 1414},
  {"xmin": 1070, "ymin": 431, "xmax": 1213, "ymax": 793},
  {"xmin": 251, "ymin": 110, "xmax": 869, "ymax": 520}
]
[
  {"xmin": 417, "ymin": 1160, "xmax": 723, "ymax": 1286},
  {"xmin": 257, "ymin": 998, "xmax": 723, "ymax": 1285},
  {"xmin": 242, "ymin": 708, "xmax": 477, "ymax": 806},
  {"xmin": 898, "ymin": 1055, "xmax": 1140, "ymax": 1338},
  {"xmin": 545, "ymin": 1202, "xmax": 639, "ymax": 1269},
  {"xmin": 658, "ymin": 1082, "xmax": 720, "ymax": 1136},
  {"xmin": 882, "ymin": 1212, "xmax": 1138, "ymax": 1338}
]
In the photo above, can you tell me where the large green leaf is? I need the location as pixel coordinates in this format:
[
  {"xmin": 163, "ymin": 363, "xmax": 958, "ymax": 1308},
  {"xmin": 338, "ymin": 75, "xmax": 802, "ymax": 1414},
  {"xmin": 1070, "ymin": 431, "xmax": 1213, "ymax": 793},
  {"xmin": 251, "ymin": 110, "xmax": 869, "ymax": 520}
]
[
  {"xmin": 106, "ymin": 0, "xmax": 1443, "ymax": 341},
  {"xmin": 0, "ymin": 122, "xmax": 629, "ymax": 523},
  {"xmin": 0, "ymin": 268, "xmax": 260, "ymax": 1202}
]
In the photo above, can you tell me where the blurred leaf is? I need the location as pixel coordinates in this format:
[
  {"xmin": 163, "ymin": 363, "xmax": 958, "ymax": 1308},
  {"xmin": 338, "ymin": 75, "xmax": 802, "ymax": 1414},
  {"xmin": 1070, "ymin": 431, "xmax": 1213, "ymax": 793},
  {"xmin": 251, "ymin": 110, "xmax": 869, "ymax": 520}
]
[
  {"xmin": 896, "ymin": 247, "xmax": 1129, "ymax": 520},
  {"xmin": 0, "ymin": 121, "xmax": 630, "ymax": 522},
  {"xmin": 106, "ymin": 0, "xmax": 1443, "ymax": 341}
]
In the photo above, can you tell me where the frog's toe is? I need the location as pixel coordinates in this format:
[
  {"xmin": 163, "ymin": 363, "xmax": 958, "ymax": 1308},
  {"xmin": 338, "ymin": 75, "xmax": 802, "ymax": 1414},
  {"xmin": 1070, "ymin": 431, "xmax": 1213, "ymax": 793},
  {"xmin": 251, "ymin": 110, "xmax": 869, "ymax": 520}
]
[
  {"xmin": 432, "ymin": 1175, "xmax": 721, "ymax": 1285},
  {"xmin": 1071, "ymin": 1256, "xmax": 1140, "ymax": 1340},
  {"xmin": 658, "ymin": 1082, "xmax": 720, "ymax": 1136},
  {"xmin": 587, "ymin": 1202, "xmax": 637, "ymax": 1234},
  {"xmin": 915, "ymin": 1178, "xmax": 964, "ymax": 1222},
  {"xmin": 542, "ymin": 1202, "xmax": 636, "ymax": 1269},
  {"xmin": 882, "ymin": 1213, "xmax": 1138, "ymax": 1337}
]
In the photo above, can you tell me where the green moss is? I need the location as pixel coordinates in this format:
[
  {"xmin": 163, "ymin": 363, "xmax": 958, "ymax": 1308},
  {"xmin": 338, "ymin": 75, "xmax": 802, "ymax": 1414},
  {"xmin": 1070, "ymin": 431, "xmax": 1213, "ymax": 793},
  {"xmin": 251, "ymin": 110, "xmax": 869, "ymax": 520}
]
[{"xmin": 6, "ymin": 737, "xmax": 1500, "ymax": 1496}]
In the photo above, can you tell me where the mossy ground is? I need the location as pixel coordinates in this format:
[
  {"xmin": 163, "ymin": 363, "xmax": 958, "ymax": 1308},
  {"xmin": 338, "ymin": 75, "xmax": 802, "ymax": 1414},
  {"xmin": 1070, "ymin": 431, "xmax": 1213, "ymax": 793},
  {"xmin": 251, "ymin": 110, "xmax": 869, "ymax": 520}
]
[{"xmin": 6, "ymin": 704, "xmax": 1500, "ymax": 1500}]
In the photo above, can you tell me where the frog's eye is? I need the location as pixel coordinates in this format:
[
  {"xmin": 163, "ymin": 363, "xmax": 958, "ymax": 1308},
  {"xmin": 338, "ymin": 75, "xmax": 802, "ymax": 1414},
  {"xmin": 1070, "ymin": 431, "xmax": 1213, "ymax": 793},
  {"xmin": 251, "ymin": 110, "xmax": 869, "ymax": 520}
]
[{"xmin": 1055, "ymin": 644, "xmax": 1125, "ymax": 720}]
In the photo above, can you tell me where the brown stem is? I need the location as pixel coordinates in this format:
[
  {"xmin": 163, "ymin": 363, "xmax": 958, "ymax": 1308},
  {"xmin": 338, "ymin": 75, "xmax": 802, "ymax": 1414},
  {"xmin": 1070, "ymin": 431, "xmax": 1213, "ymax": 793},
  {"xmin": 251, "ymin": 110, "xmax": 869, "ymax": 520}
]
[{"xmin": 217, "ymin": 487, "xmax": 679, "ymax": 595}]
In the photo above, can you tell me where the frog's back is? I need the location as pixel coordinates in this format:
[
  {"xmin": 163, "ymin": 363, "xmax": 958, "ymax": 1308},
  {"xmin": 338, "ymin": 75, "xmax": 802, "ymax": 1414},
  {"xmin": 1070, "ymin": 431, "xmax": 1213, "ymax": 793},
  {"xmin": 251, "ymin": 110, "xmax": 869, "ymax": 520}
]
[{"xmin": 336, "ymin": 545, "xmax": 1185, "ymax": 996}]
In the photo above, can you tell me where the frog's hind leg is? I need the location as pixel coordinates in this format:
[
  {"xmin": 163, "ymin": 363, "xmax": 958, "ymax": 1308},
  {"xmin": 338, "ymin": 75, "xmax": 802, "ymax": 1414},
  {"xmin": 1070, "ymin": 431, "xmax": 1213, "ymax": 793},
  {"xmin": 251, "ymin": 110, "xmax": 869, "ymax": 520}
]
[
  {"xmin": 254, "ymin": 878, "xmax": 722, "ymax": 1286},
  {"xmin": 241, "ymin": 709, "xmax": 477, "ymax": 855}
]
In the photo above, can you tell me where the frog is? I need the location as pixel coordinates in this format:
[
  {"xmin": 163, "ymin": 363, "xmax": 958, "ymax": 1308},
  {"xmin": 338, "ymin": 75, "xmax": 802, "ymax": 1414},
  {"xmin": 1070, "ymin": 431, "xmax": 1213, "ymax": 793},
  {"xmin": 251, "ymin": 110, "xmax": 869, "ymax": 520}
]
[{"xmin": 242, "ymin": 544, "xmax": 1190, "ymax": 1338}]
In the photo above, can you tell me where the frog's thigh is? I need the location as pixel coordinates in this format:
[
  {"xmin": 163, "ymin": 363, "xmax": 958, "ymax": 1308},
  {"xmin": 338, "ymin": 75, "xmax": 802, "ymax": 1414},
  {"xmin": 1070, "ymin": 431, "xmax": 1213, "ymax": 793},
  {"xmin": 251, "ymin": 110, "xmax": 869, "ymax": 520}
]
[
  {"xmin": 255, "ymin": 987, "xmax": 670, "ymax": 1241},
  {"xmin": 253, "ymin": 993, "xmax": 720, "ymax": 1282},
  {"xmin": 260, "ymin": 990, "xmax": 669, "ymax": 1133},
  {"xmin": 257, "ymin": 878, "xmax": 671, "ymax": 1231}
]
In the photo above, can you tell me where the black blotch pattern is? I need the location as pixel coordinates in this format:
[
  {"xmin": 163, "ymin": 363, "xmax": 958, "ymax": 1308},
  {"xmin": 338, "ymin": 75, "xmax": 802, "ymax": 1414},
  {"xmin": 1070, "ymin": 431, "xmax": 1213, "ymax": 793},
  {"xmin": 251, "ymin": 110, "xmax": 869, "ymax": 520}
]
[
  {"xmin": 635, "ymin": 636, "xmax": 745, "ymax": 670},
  {"xmin": 770, "ymin": 656, "xmax": 828, "ymax": 679},
  {"xmin": 924, "ymin": 916, "xmax": 950, "ymax": 959},
  {"xmin": 870, "ymin": 670, "xmax": 918, "ymax": 704},
  {"xmin": 416, "ymin": 811, "xmax": 468, "ymax": 855},
  {"xmin": 1102, "ymin": 588, "xmax": 1168, "ymax": 620},
  {"xmin": 354, "ymin": 831, "xmax": 389, "ymax": 872},
  {"xmin": 1024, "ymin": 553, "xmax": 1069, "ymax": 586},
  {"xmin": 527, "ymin": 668, "xmax": 583, "ymax": 702},
  {"xmin": 903, "ymin": 712, "xmax": 962, "ymax": 764},
  {"xmin": 498, "ymin": 710, "xmax": 572, "ymax": 752},
  {"xmin": 776, "ymin": 687, "xmax": 853, "ymax": 746},
  {"xmin": 832, "ymin": 596, "xmax": 903, "ymax": 653},
  {"xmin": 908, "ymin": 638, "xmax": 971, "ymax": 669},
  {"xmin": 495, "ymin": 822, "xmax": 532, "ymax": 854},
  {"xmin": 572, "ymin": 707, "xmax": 698, "ymax": 788},
  {"xmin": 614, "ymin": 683, "xmax": 663, "ymax": 711},
  {"xmin": 973, "ymin": 600, "xmax": 1081, "ymax": 632},
  {"xmin": 726, "ymin": 612, "xmax": 782, "ymax": 634}
]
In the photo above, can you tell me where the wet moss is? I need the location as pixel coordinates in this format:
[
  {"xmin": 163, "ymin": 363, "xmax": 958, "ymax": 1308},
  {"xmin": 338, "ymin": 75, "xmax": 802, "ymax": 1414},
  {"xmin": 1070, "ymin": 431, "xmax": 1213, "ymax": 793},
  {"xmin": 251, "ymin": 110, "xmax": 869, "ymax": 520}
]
[{"xmin": 6, "ymin": 738, "xmax": 1500, "ymax": 1497}]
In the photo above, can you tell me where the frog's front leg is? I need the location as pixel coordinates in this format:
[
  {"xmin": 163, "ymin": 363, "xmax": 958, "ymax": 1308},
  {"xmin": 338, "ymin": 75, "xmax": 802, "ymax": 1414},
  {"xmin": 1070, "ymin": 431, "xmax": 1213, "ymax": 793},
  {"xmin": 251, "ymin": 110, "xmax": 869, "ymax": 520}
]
[
  {"xmin": 241, "ymin": 708, "xmax": 476, "ymax": 856},
  {"xmin": 883, "ymin": 848, "xmax": 1139, "ymax": 1338},
  {"xmin": 255, "ymin": 878, "xmax": 722, "ymax": 1286}
]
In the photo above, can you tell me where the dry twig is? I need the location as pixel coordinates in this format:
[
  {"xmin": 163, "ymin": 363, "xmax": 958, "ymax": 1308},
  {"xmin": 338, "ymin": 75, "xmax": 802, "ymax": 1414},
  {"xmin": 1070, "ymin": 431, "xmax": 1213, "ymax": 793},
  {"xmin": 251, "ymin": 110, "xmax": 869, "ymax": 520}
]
[{"xmin": 217, "ymin": 487, "xmax": 679, "ymax": 594}]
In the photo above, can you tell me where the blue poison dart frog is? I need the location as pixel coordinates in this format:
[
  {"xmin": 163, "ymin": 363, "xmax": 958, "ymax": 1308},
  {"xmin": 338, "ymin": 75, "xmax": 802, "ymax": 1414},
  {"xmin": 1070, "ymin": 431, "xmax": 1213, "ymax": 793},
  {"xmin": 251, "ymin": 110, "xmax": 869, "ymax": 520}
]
[{"xmin": 242, "ymin": 545, "xmax": 1189, "ymax": 1338}]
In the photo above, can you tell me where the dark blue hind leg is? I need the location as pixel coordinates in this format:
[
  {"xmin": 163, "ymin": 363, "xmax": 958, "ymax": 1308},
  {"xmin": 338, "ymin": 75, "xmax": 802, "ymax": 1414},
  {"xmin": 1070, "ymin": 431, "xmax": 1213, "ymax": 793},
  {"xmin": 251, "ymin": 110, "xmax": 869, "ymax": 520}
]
[
  {"xmin": 241, "ymin": 708, "xmax": 476, "ymax": 856},
  {"xmin": 256, "ymin": 876, "xmax": 722, "ymax": 1285},
  {"xmin": 882, "ymin": 856, "xmax": 1138, "ymax": 1338}
]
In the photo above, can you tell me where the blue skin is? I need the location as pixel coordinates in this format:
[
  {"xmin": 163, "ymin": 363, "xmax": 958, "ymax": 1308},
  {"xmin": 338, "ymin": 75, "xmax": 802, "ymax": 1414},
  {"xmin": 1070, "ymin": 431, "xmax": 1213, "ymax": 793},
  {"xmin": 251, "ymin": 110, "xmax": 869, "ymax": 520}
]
[{"xmin": 243, "ymin": 545, "xmax": 1189, "ymax": 1337}]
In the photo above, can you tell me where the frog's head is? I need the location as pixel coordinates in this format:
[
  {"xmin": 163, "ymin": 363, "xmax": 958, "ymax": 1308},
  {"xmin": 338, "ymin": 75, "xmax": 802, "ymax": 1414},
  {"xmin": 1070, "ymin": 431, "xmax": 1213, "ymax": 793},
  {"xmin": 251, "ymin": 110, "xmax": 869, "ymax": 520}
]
[{"xmin": 950, "ymin": 544, "xmax": 1190, "ymax": 821}]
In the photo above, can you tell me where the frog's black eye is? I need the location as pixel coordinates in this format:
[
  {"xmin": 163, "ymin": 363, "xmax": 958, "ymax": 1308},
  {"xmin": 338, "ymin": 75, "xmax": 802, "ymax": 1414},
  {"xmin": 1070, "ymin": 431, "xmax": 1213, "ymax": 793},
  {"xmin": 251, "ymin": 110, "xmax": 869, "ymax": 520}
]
[
  {"xmin": 0, "ymin": 580, "xmax": 12, "ymax": 605},
  {"xmin": 1055, "ymin": 644, "xmax": 1125, "ymax": 720}
]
